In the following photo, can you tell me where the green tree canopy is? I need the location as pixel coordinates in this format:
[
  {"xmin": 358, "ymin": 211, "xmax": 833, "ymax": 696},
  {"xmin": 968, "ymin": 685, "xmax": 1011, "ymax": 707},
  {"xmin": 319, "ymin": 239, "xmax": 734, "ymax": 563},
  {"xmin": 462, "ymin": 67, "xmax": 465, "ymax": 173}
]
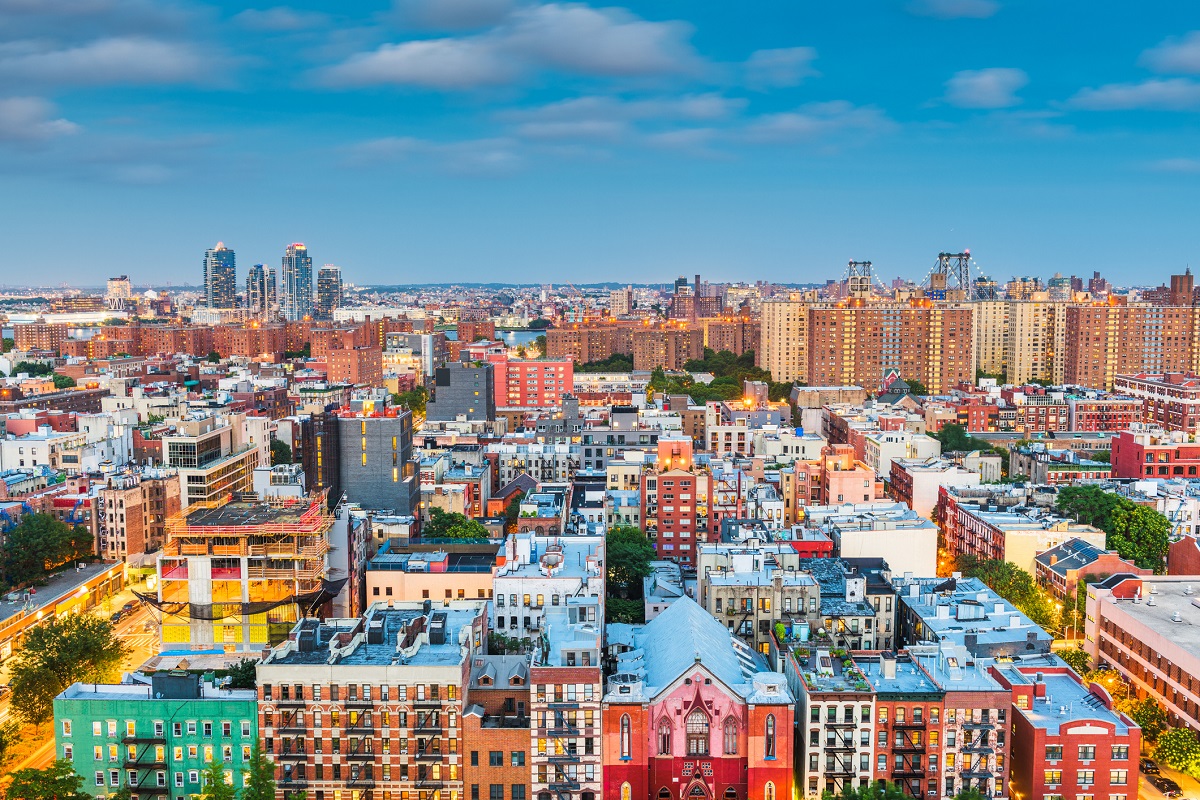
[
  {"xmin": 5, "ymin": 760, "xmax": 91, "ymax": 800},
  {"xmin": 423, "ymin": 507, "xmax": 490, "ymax": 540},
  {"xmin": 1058, "ymin": 644, "xmax": 1090, "ymax": 674},
  {"xmin": 10, "ymin": 614, "xmax": 130, "ymax": 725},
  {"xmin": 822, "ymin": 781, "xmax": 911, "ymax": 800},
  {"xmin": 198, "ymin": 761, "xmax": 236, "ymax": 800},
  {"xmin": 1056, "ymin": 485, "xmax": 1171, "ymax": 572},
  {"xmin": 207, "ymin": 351, "xmax": 221, "ymax": 363},
  {"xmin": 606, "ymin": 525, "xmax": 655, "ymax": 599},
  {"xmin": 221, "ymin": 657, "xmax": 258, "ymax": 690},
  {"xmin": 393, "ymin": 386, "xmax": 429, "ymax": 416},
  {"xmin": 1118, "ymin": 696, "xmax": 1167, "ymax": 743},
  {"xmin": 270, "ymin": 438, "xmax": 292, "ymax": 466},
  {"xmin": 1155, "ymin": 727, "xmax": 1200, "ymax": 775},
  {"xmin": 3, "ymin": 512, "xmax": 94, "ymax": 589},
  {"xmin": 241, "ymin": 740, "xmax": 277, "ymax": 800},
  {"xmin": 575, "ymin": 353, "xmax": 635, "ymax": 373}
]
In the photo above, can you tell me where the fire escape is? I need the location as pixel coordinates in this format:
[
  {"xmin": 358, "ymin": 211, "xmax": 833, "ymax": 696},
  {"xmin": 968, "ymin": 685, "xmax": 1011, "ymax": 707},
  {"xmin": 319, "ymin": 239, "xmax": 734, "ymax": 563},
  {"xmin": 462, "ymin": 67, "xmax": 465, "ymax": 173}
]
[
  {"xmin": 824, "ymin": 713, "xmax": 857, "ymax": 793},
  {"xmin": 413, "ymin": 709, "xmax": 443, "ymax": 794},
  {"xmin": 890, "ymin": 713, "xmax": 927, "ymax": 797},
  {"xmin": 121, "ymin": 732, "xmax": 168, "ymax": 799},
  {"xmin": 960, "ymin": 713, "xmax": 997, "ymax": 794},
  {"xmin": 276, "ymin": 697, "xmax": 308, "ymax": 794},
  {"xmin": 547, "ymin": 701, "xmax": 581, "ymax": 800}
]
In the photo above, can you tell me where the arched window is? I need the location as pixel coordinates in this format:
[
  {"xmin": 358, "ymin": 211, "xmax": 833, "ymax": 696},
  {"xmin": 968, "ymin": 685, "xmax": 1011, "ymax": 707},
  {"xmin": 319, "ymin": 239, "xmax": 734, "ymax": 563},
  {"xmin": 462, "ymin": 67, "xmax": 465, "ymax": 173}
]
[
  {"xmin": 686, "ymin": 709, "xmax": 710, "ymax": 756},
  {"xmin": 765, "ymin": 714, "xmax": 776, "ymax": 759},
  {"xmin": 658, "ymin": 718, "xmax": 672, "ymax": 755},
  {"xmin": 723, "ymin": 717, "xmax": 737, "ymax": 755},
  {"xmin": 620, "ymin": 714, "xmax": 631, "ymax": 759},
  {"xmin": 765, "ymin": 782, "xmax": 776, "ymax": 800},
  {"xmin": 658, "ymin": 790, "xmax": 671, "ymax": 800},
  {"xmin": 621, "ymin": 785, "xmax": 631, "ymax": 800},
  {"xmin": 724, "ymin": 789, "xmax": 738, "ymax": 800}
]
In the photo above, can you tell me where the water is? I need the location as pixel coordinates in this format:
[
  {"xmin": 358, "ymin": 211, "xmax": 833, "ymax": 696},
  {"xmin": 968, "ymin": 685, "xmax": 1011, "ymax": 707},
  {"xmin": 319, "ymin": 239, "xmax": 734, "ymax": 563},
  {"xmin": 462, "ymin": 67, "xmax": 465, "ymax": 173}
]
[
  {"xmin": 446, "ymin": 329, "xmax": 544, "ymax": 347},
  {"xmin": 2, "ymin": 327, "xmax": 11, "ymax": 339}
]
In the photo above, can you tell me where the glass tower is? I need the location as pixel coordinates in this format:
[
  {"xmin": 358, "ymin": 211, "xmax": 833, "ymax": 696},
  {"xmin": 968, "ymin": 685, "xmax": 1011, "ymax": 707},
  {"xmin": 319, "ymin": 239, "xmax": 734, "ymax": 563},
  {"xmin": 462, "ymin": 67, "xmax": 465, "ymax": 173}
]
[
  {"xmin": 281, "ymin": 243, "xmax": 313, "ymax": 321},
  {"xmin": 203, "ymin": 242, "xmax": 237, "ymax": 309}
]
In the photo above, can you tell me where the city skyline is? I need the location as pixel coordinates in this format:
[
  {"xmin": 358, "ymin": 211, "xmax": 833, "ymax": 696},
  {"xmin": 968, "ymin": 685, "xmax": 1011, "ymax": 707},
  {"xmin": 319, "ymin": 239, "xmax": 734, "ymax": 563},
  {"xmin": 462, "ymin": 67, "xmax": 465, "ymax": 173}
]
[{"xmin": 3, "ymin": 1, "xmax": 1200, "ymax": 284}]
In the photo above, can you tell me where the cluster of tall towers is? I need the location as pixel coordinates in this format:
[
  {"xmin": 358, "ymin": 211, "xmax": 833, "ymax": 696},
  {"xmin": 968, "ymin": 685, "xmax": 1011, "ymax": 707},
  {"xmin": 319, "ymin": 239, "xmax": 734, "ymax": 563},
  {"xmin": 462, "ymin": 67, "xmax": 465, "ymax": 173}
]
[{"xmin": 202, "ymin": 242, "xmax": 342, "ymax": 321}]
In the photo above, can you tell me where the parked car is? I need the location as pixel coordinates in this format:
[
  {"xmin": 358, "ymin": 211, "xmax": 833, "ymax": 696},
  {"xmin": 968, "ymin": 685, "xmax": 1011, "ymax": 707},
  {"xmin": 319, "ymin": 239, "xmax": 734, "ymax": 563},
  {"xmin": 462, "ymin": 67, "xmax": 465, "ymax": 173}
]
[
  {"xmin": 1149, "ymin": 775, "xmax": 1181, "ymax": 797},
  {"xmin": 108, "ymin": 611, "xmax": 123, "ymax": 624},
  {"xmin": 1142, "ymin": 759, "xmax": 1161, "ymax": 775},
  {"xmin": 122, "ymin": 601, "xmax": 137, "ymax": 612}
]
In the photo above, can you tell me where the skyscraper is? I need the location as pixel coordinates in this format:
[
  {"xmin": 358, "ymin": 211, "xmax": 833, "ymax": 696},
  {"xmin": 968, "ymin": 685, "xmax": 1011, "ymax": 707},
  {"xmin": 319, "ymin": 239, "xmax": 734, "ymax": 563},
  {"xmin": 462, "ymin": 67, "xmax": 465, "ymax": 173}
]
[
  {"xmin": 203, "ymin": 242, "xmax": 237, "ymax": 309},
  {"xmin": 246, "ymin": 263, "xmax": 268, "ymax": 316},
  {"xmin": 280, "ymin": 242, "xmax": 313, "ymax": 321},
  {"xmin": 266, "ymin": 267, "xmax": 278, "ymax": 316},
  {"xmin": 315, "ymin": 265, "xmax": 343, "ymax": 320}
]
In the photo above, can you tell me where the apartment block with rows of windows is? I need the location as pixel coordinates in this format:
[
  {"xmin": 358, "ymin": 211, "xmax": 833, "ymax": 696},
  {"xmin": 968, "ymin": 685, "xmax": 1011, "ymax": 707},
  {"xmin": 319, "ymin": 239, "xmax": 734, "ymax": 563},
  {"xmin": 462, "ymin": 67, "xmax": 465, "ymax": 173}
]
[
  {"xmin": 53, "ymin": 672, "xmax": 258, "ymax": 800},
  {"xmin": 992, "ymin": 666, "xmax": 1139, "ymax": 800},
  {"xmin": 255, "ymin": 601, "xmax": 487, "ymax": 800}
]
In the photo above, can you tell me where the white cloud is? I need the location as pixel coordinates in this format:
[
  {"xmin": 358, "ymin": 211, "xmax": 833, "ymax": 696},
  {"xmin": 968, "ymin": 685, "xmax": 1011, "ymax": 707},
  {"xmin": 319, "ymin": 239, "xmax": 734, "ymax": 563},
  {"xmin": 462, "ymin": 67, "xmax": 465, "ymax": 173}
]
[
  {"xmin": 320, "ymin": 2, "xmax": 701, "ymax": 90},
  {"xmin": 0, "ymin": 96, "xmax": 79, "ymax": 141},
  {"xmin": 344, "ymin": 135, "xmax": 522, "ymax": 175},
  {"xmin": 743, "ymin": 101, "xmax": 894, "ymax": 143},
  {"xmin": 943, "ymin": 67, "xmax": 1027, "ymax": 108},
  {"xmin": 501, "ymin": 93, "xmax": 742, "ymax": 124},
  {"xmin": 0, "ymin": 36, "xmax": 210, "ymax": 85},
  {"xmin": 514, "ymin": 118, "xmax": 627, "ymax": 140},
  {"xmin": 906, "ymin": 0, "xmax": 999, "ymax": 19},
  {"xmin": 744, "ymin": 47, "xmax": 817, "ymax": 90},
  {"xmin": 1069, "ymin": 78, "xmax": 1200, "ymax": 111},
  {"xmin": 392, "ymin": 0, "xmax": 514, "ymax": 30},
  {"xmin": 1141, "ymin": 31, "xmax": 1200, "ymax": 74},
  {"xmin": 320, "ymin": 38, "xmax": 517, "ymax": 89},
  {"xmin": 504, "ymin": 4, "xmax": 699, "ymax": 78},
  {"xmin": 234, "ymin": 7, "xmax": 329, "ymax": 31}
]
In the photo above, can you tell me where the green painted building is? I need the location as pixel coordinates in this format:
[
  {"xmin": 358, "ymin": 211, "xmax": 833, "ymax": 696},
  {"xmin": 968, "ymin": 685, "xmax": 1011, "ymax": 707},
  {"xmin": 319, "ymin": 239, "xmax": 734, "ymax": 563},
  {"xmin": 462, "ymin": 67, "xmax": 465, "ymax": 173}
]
[{"xmin": 54, "ymin": 672, "xmax": 258, "ymax": 799}]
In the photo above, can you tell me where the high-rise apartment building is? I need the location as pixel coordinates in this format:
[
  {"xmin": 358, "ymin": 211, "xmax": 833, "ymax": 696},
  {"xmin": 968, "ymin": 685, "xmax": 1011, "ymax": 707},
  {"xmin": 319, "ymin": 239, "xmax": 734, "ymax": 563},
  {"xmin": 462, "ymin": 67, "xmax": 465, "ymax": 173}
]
[
  {"xmin": 609, "ymin": 286, "xmax": 633, "ymax": 316},
  {"xmin": 246, "ymin": 263, "xmax": 269, "ymax": 317},
  {"xmin": 761, "ymin": 294, "xmax": 810, "ymax": 383},
  {"xmin": 203, "ymin": 242, "xmax": 237, "ymax": 309},
  {"xmin": 335, "ymin": 403, "xmax": 417, "ymax": 514},
  {"xmin": 1064, "ymin": 304, "xmax": 1200, "ymax": 389},
  {"xmin": 98, "ymin": 468, "xmax": 181, "ymax": 562},
  {"xmin": 105, "ymin": 275, "xmax": 132, "ymax": 311},
  {"xmin": 281, "ymin": 242, "xmax": 314, "ymax": 321},
  {"xmin": 316, "ymin": 265, "xmax": 343, "ymax": 320}
]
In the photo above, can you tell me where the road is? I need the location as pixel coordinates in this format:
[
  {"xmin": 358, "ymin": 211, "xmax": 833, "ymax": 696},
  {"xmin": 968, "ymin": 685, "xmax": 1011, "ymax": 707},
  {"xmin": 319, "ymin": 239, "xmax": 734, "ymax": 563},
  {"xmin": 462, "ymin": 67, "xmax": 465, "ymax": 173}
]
[{"xmin": 0, "ymin": 595, "xmax": 161, "ymax": 773}]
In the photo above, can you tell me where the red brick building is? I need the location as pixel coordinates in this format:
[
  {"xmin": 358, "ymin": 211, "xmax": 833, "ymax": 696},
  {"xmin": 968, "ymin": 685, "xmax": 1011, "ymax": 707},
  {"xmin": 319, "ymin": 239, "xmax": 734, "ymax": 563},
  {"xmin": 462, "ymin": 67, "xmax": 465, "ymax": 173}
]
[
  {"xmin": 457, "ymin": 320, "xmax": 496, "ymax": 344},
  {"xmin": 1111, "ymin": 427, "xmax": 1200, "ymax": 479},
  {"xmin": 641, "ymin": 467, "xmax": 709, "ymax": 567},
  {"xmin": 603, "ymin": 598, "xmax": 794, "ymax": 800},
  {"xmin": 327, "ymin": 346, "xmax": 384, "ymax": 386},
  {"xmin": 462, "ymin": 655, "xmax": 532, "ymax": 800},
  {"xmin": 992, "ymin": 666, "xmax": 1139, "ymax": 800},
  {"xmin": 1066, "ymin": 395, "xmax": 1143, "ymax": 432},
  {"xmin": 1113, "ymin": 372, "xmax": 1200, "ymax": 433}
]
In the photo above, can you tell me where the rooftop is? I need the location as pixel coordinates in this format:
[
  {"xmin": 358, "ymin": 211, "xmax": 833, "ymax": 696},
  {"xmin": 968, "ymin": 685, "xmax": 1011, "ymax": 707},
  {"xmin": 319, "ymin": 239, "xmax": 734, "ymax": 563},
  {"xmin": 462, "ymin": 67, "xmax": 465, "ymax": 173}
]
[
  {"xmin": 262, "ymin": 601, "xmax": 485, "ymax": 668},
  {"xmin": 1106, "ymin": 577, "xmax": 1200, "ymax": 651},
  {"xmin": 999, "ymin": 667, "xmax": 1131, "ymax": 735},
  {"xmin": 896, "ymin": 576, "xmax": 1052, "ymax": 653}
]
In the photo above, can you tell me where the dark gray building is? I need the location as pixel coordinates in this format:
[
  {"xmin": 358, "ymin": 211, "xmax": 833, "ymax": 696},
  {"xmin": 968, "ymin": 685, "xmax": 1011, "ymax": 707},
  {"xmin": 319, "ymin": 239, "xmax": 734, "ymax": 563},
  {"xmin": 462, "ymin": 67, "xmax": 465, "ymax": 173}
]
[
  {"xmin": 335, "ymin": 408, "xmax": 417, "ymax": 514},
  {"xmin": 203, "ymin": 242, "xmax": 237, "ymax": 309},
  {"xmin": 426, "ymin": 361, "xmax": 495, "ymax": 422}
]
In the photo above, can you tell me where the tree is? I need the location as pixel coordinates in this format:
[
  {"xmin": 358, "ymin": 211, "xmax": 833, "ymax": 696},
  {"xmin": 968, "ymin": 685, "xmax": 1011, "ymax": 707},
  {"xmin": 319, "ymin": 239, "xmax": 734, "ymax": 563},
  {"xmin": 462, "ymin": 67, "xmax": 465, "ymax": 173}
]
[
  {"xmin": 955, "ymin": 790, "xmax": 988, "ymax": 800},
  {"xmin": 393, "ymin": 386, "xmax": 428, "ymax": 416},
  {"xmin": 222, "ymin": 657, "xmax": 258, "ymax": 690},
  {"xmin": 0, "ymin": 719, "xmax": 19, "ymax": 764},
  {"xmin": 1092, "ymin": 449, "xmax": 1111, "ymax": 464},
  {"xmin": 1056, "ymin": 486, "xmax": 1171, "ymax": 573},
  {"xmin": 5, "ymin": 760, "xmax": 91, "ymax": 800},
  {"xmin": 575, "ymin": 353, "xmax": 634, "ymax": 373},
  {"xmin": 606, "ymin": 525, "xmax": 654, "ymax": 599},
  {"xmin": 50, "ymin": 373, "xmax": 75, "ymax": 390},
  {"xmin": 199, "ymin": 761, "xmax": 236, "ymax": 800},
  {"xmin": 1119, "ymin": 696, "xmax": 1167, "ymax": 743},
  {"xmin": 1059, "ymin": 644, "xmax": 1090, "ymax": 674},
  {"xmin": 3, "ymin": 512, "xmax": 94, "ymax": 589},
  {"xmin": 822, "ymin": 782, "xmax": 910, "ymax": 800},
  {"xmin": 1, "ymin": 336, "xmax": 13, "ymax": 353},
  {"xmin": 503, "ymin": 490, "xmax": 526, "ymax": 534},
  {"xmin": 904, "ymin": 378, "xmax": 929, "ymax": 396},
  {"xmin": 527, "ymin": 318, "xmax": 551, "ymax": 329},
  {"xmin": 423, "ymin": 507, "xmax": 490, "ymax": 540},
  {"xmin": 955, "ymin": 555, "xmax": 1058, "ymax": 630},
  {"xmin": 207, "ymin": 351, "xmax": 221, "ymax": 363},
  {"xmin": 9, "ymin": 614, "xmax": 129, "ymax": 725},
  {"xmin": 605, "ymin": 597, "xmax": 644, "ymax": 625},
  {"xmin": 534, "ymin": 334, "xmax": 547, "ymax": 356},
  {"xmin": 270, "ymin": 438, "xmax": 292, "ymax": 466},
  {"xmin": 1156, "ymin": 727, "xmax": 1200, "ymax": 773},
  {"xmin": 241, "ymin": 740, "xmax": 277, "ymax": 800},
  {"xmin": 1083, "ymin": 668, "xmax": 1129, "ymax": 703}
]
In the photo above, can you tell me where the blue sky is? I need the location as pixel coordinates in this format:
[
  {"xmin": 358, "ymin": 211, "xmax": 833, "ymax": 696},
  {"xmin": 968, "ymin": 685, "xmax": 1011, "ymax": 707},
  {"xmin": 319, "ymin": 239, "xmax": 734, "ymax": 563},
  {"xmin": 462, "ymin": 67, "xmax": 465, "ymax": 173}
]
[{"xmin": 3, "ymin": 0, "xmax": 1200, "ymax": 287}]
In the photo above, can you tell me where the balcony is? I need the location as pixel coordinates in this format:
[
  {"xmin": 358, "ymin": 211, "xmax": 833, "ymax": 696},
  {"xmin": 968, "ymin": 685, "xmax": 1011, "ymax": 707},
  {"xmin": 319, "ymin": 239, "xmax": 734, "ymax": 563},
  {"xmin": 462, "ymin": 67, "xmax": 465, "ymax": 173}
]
[
  {"xmin": 549, "ymin": 780, "xmax": 581, "ymax": 792},
  {"xmin": 123, "ymin": 758, "xmax": 167, "ymax": 770},
  {"xmin": 825, "ymin": 742, "xmax": 856, "ymax": 752},
  {"xmin": 348, "ymin": 776, "xmax": 376, "ymax": 788},
  {"xmin": 547, "ymin": 701, "xmax": 580, "ymax": 710},
  {"xmin": 824, "ymin": 719, "xmax": 858, "ymax": 728},
  {"xmin": 344, "ymin": 697, "xmax": 374, "ymax": 708},
  {"xmin": 891, "ymin": 768, "xmax": 925, "ymax": 779},
  {"xmin": 961, "ymin": 767, "xmax": 995, "ymax": 778},
  {"xmin": 279, "ymin": 774, "xmax": 308, "ymax": 787},
  {"xmin": 893, "ymin": 742, "xmax": 926, "ymax": 752},
  {"xmin": 414, "ymin": 724, "xmax": 442, "ymax": 734},
  {"xmin": 279, "ymin": 725, "xmax": 306, "ymax": 736},
  {"xmin": 548, "ymin": 753, "xmax": 581, "ymax": 763},
  {"xmin": 825, "ymin": 765, "xmax": 856, "ymax": 777},
  {"xmin": 414, "ymin": 749, "xmax": 443, "ymax": 761},
  {"xmin": 961, "ymin": 721, "xmax": 995, "ymax": 730},
  {"xmin": 346, "ymin": 750, "xmax": 375, "ymax": 761},
  {"xmin": 893, "ymin": 719, "xmax": 927, "ymax": 728},
  {"xmin": 548, "ymin": 726, "xmax": 579, "ymax": 737},
  {"xmin": 413, "ymin": 698, "xmax": 442, "ymax": 708},
  {"xmin": 277, "ymin": 749, "xmax": 307, "ymax": 761},
  {"xmin": 274, "ymin": 697, "xmax": 307, "ymax": 706}
]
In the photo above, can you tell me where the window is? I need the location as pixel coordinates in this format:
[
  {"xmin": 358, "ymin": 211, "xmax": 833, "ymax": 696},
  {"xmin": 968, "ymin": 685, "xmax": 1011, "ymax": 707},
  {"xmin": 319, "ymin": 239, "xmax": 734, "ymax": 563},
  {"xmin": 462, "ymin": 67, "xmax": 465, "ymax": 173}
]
[
  {"xmin": 1078, "ymin": 770, "xmax": 1095, "ymax": 787},
  {"xmin": 1079, "ymin": 745, "xmax": 1096, "ymax": 760},
  {"xmin": 490, "ymin": 751, "xmax": 503, "ymax": 767},
  {"xmin": 724, "ymin": 718, "xmax": 737, "ymax": 755},
  {"xmin": 1044, "ymin": 770, "xmax": 1062, "ymax": 785},
  {"xmin": 62, "ymin": 720, "xmax": 72, "ymax": 736},
  {"xmin": 511, "ymin": 751, "xmax": 525, "ymax": 767},
  {"xmin": 1112, "ymin": 745, "xmax": 1129, "ymax": 760},
  {"xmin": 658, "ymin": 719, "xmax": 671, "ymax": 755},
  {"xmin": 620, "ymin": 715, "xmax": 631, "ymax": 760},
  {"xmin": 1046, "ymin": 745, "xmax": 1063, "ymax": 761},
  {"xmin": 686, "ymin": 710, "xmax": 709, "ymax": 756},
  {"xmin": 1110, "ymin": 771, "xmax": 1128, "ymax": 786},
  {"xmin": 490, "ymin": 786, "xmax": 504, "ymax": 800},
  {"xmin": 765, "ymin": 714, "xmax": 776, "ymax": 759}
]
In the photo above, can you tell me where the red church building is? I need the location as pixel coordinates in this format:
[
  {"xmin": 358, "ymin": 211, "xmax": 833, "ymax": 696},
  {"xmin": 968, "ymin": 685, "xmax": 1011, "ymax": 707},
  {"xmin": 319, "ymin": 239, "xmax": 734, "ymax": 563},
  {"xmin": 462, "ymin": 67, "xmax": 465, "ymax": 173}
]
[{"xmin": 602, "ymin": 597, "xmax": 794, "ymax": 800}]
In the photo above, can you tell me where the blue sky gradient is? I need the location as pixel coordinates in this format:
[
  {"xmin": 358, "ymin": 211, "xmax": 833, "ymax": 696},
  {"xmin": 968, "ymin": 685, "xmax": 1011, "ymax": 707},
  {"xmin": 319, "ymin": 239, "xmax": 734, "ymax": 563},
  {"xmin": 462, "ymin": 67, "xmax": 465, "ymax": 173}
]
[{"xmin": 2, "ymin": 0, "xmax": 1200, "ymax": 286}]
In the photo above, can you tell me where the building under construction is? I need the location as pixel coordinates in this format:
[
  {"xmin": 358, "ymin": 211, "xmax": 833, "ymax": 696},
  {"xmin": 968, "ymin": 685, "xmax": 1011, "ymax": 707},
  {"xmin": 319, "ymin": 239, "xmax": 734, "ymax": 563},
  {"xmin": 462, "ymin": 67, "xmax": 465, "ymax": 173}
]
[{"xmin": 152, "ymin": 490, "xmax": 339, "ymax": 651}]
